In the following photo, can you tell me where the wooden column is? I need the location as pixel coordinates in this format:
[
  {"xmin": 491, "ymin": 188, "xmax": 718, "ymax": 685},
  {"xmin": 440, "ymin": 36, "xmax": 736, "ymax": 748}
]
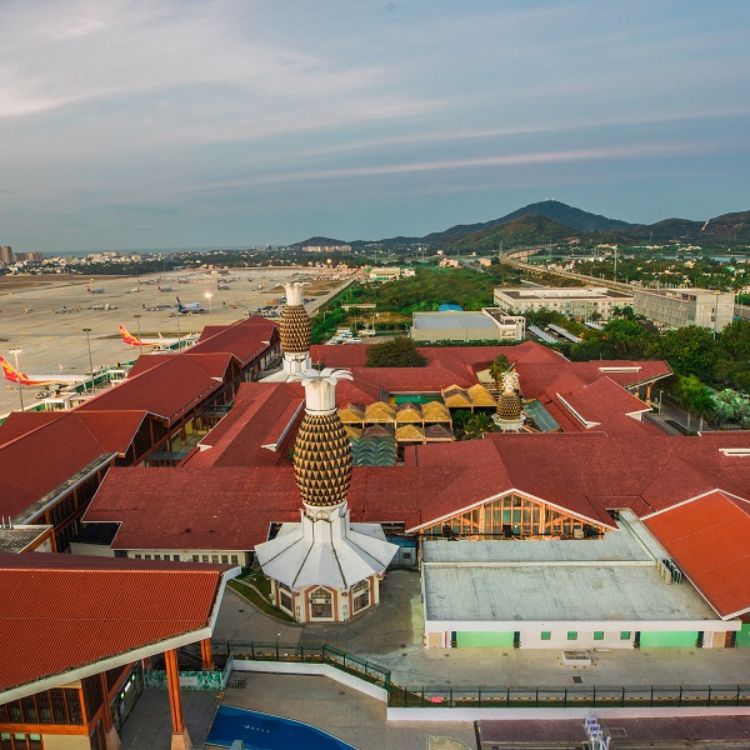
[
  {"xmin": 165, "ymin": 649, "xmax": 192, "ymax": 750},
  {"xmin": 645, "ymin": 383, "xmax": 653, "ymax": 404},
  {"xmin": 99, "ymin": 672, "xmax": 121, "ymax": 750},
  {"xmin": 200, "ymin": 638, "xmax": 214, "ymax": 671}
]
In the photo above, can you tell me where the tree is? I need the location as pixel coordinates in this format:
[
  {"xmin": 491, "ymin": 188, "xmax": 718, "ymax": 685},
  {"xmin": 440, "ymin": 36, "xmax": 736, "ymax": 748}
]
[
  {"xmin": 656, "ymin": 326, "xmax": 717, "ymax": 381},
  {"xmin": 461, "ymin": 412, "xmax": 495, "ymax": 440},
  {"xmin": 489, "ymin": 354, "xmax": 511, "ymax": 386},
  {"xmin": 366, "ymin": 337, "xmax": 427, "ymax": 368}
]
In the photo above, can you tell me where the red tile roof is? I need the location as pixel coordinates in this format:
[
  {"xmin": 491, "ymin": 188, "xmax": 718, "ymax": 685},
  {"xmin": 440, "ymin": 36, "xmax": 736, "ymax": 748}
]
[
  {"xmin": 84, "ymin": 467, "xmax": 300, "ymax": 550},
  {"xmin": 0, "ymin": 410, "xmax": 150, "ymax": 521},
  {"xmin": 645, "ymin": 492, "xmax": 750, "ymax": 618},
  {"xmin": 0, "ymin": 553, "xmax": 230, "ymax": 696},
  {"xmin": 80, "ymin": 354, "xmax": 228, "ymax": 423},
  {"xmin": 192, "ymin": 316, "xmax": 278, "ymax": 366},
  {"xmin": 187, "ymin": 382, "xmax": 303, "ymax": 467}
]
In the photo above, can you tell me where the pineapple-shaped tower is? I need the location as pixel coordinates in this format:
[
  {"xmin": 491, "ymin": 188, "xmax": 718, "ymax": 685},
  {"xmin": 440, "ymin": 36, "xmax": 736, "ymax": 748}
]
[
  {"xmin": 255, "ymin": 368, "xmax": 398, "ymax": 623},
  {"xmin": 280, "ymin": 282, "xmax": 311, "ymax": 375}
]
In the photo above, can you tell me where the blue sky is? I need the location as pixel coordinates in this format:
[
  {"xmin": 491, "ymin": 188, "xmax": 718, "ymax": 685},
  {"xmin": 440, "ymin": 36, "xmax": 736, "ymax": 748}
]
[{"xmin": 1, "ymin": 0, "xmax": 749, "ymax": 252}]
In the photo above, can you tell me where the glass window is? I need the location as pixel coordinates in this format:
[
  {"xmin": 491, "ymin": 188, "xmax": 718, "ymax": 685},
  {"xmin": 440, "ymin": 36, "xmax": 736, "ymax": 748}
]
[
  {"xmin": 567, "ymin": 631, "xmax": 578, "ymax": 641},
  {"xmin": 352, "ymin": 580, "xmax": 370, "ymax": 614},
  {"xmin": 620, "ymin": 631, "xmax": 631, "ymax": 640},
  {"xmin": 594, "ymin": 631, "xmax": 604, "ymax": 641},
  {"xmin": 230, "ymin": 555, "xmax": 239, "ymax": 564},
  {"xmin": 221, "ymin": 555, "xmax": 229, "ymax": 564},
  {"xmin": 211, "ymin": 554, "xmax": 219, "ymax": 563},
  {"xmin": 173, "ymin": 555, "xmax": 180, "ymax": 561},
  {"xmin": 309, "ymin": 588, "xmax": 333, "ymax": 619},
  {"xmin": 201, "ymin": 555, "xmax": 209, "ymax": 563},
  {"xmin": 192, "ymin": 555, "xmax": 199, "ymax": 562},
  {"xmin": 540, "ymin": 631, "xmax": 551, "ymax": 641}
]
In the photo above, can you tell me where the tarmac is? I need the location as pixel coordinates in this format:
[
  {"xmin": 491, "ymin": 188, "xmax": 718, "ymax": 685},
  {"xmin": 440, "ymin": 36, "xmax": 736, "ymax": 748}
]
[{"xmin": 0, "ymin": 266, "xmax": 352, "ymax": 416}]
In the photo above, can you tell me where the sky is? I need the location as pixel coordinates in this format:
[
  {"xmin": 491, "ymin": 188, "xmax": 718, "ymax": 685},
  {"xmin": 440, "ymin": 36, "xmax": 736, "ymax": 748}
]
[{"xmin": 1, "ymin": 0, "xmax": 749, "ymax": 253}]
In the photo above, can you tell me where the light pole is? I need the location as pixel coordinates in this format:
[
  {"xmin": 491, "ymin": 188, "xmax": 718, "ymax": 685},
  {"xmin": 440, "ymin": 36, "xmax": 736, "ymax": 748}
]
[
  {"xmin": 82, "ymin": 328, "xmax": 94, "ymax": 393},
  {"xmin": 134, "ymin": 314, "xmax": 144, "ymax": 357},
  {"xmin": 9, "ymin": 347, "xmax": 24, "ymax": 411},
  {"xmin": 204, "ymin": 292, "xmax": 213, "ymax": 323}
]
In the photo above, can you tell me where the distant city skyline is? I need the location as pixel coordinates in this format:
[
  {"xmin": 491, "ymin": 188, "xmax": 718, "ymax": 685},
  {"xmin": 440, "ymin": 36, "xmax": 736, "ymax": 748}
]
[{"xmin": 1, "ymin": 0, "xmax": 749, "ymax": 253}]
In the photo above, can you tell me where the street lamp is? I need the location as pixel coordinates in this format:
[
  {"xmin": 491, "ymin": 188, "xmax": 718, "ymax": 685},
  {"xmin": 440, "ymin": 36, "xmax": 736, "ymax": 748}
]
[
  {"xmin": 204, "ymin": 292, "xmax": 213, "ymax": 322},
  {"xmin": 9, "ymin": 347, "xmax": 24, "ymax": 411},
  {"xmin": 82, "ymin": 328, "xmax": 94, "ymax": 393},
  {"xmin": 133, "ymin": 314, "xmax": 144, "ymax": 357}
]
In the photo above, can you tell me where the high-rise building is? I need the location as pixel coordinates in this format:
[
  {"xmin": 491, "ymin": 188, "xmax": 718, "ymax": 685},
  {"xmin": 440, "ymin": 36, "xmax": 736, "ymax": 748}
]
[
  {"xmin": 14, "ymin": 251, "xmax": 43, "ymax": 262},
  {"xmin": 0, "ymin": 246, "xmax": 13, "ymax": 265}
]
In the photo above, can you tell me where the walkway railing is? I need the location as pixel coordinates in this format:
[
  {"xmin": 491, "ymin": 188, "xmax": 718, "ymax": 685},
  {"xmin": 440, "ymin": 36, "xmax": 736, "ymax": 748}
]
[
  {"xmin": 388, "ymin": 684, "xmax": 750, "ymax": 709},
  {"xmin": 213, "ymin": 641, "xmax": 391, "ymax": 689},
  {"xmin": 215, "ymin": 641, "xmax": 750, "ymax": 711}
]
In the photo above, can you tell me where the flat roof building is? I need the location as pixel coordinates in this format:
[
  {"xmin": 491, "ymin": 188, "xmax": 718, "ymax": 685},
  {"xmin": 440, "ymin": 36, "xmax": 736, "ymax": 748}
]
[
  {"xmin": 494, "ymin": 286, "xmax": 633, "ymax": 321},
  {"xmin": 633, "ymin": 287, "xmax": 734, "ymax": 331},
  {"xmin": 411, "ymin": 308, "xmax": 524, "ymax": 343},
  {"xmin": 422, "ymin": 510, "xmax": 738, "ymax": 650}
]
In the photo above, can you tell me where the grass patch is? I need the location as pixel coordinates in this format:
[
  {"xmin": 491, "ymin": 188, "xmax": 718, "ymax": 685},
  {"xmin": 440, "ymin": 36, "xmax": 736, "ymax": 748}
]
[{"xmin": 228, "ymin": 576, "xmax": 294, "ymax": 622}]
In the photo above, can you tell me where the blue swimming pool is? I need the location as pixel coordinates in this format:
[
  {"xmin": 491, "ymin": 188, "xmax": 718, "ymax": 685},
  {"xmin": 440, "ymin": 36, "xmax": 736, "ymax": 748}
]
[{"xmin": 206, "ymin": 705, "xmax": 357, "ymax": 750}]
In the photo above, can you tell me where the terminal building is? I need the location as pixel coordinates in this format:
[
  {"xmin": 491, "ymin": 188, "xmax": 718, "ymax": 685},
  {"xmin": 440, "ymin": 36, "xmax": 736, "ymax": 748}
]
[
  {"xmin": 633, "ymin": 287, "xmax": 735, "ymax": 331},
  {"xmin": 493, "ymin": 286, "xmax": 633, "ymax": 320}
]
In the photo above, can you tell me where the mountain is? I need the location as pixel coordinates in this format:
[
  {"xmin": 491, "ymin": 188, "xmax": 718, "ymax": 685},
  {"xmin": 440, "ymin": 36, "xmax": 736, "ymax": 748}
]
[
  {"xmin": 495, "ymin": 200, "xmax": 633, "ymax": 233},
  {"xmin": 449, "ymin": 215, "xmax": 583, "ymax": 252},
  {"xmin": 291, "ymin": 236, "xmax": 349, "ymax": 247},
  {"xmin": 298, "ymin": 202, "xmax": 750, "ymax": 251}
]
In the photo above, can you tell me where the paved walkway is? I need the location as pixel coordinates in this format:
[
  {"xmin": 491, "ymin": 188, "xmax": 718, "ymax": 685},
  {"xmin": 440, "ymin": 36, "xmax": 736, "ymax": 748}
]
[{"xmin": 215, "ymin": 569, "xmax": 750, "ymax": 689}]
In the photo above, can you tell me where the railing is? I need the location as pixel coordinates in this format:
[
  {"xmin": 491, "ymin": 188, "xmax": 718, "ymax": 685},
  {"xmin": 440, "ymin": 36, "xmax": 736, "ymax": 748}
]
[
  {"xmin": 387, "ymin": 684, "xmax": 750, "ymax": 708},
  {"xmin": 213, "ymin": 640, "xmax": 391, "ymax": 690},
  {"xmin": 216, "ymin": 640, "xmax": 750, "ymax": 711}
]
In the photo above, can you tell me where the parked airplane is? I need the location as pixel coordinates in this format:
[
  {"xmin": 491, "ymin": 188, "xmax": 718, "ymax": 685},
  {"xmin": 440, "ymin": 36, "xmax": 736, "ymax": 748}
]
[
  {"xmin": 118, "ymin": 325, "xmax": 183, "ymax": 349},
  {"xmin": 176, "ymin": 297, "xmax": 205, "ymax": 314},
  {"xmin": 87, "ymin": 279, "xmax": 105, "ymax": 294},
  {"xmin": 158, "ymin": 283, "xmax": 174, "ymax": 293},
  {"xmin": 0, "ymin": 355, "xmax": 89, "ymax": 387}
]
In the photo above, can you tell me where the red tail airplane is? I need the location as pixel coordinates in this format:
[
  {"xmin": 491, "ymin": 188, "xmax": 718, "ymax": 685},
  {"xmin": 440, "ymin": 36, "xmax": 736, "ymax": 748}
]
[
  {"xmin": 0, "ymin": 355, "xmax": 88, "ymax": 387},
  {"xmin": 118, "ymin": 324, "xmax": 186, "ymax": 350}
]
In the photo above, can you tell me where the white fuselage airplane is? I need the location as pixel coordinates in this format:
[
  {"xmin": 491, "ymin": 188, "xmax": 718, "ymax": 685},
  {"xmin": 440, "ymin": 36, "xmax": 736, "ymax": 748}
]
[
  {"xmin": 176, "ymin": 296, "xmax": 205, "ymax": 314},
  {"xmin": 0, "ymin": 355, "xmax": 89, "ymax": 387},
  {"xmin": 118, "ymin": 325, "xmax": 188, "ymax": 350}
]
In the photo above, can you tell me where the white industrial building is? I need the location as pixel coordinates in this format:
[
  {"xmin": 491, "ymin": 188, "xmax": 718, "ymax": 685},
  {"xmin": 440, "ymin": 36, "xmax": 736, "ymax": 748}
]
[{"xmin": 411, "ymin": 308, "xmax": 525, "ymax": 343}]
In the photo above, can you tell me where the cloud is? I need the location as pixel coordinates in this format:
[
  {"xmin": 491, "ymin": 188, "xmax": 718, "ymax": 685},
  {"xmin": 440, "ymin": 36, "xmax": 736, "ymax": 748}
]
[{"xmin": 178, "ymin": 140, "xmax": 725, "ymax": 193}]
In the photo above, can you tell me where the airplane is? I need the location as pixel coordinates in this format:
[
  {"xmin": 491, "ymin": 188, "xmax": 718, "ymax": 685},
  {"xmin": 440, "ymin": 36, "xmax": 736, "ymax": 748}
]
[
  {"xmin": 176, "ymin": 297, "xmax": 205, "ymax": 314},
  {"xmin": 87, "ymin": 279, "xmax": 105, "ymax": 294},
  {"xmin": 157, "ymin": 283, "xmax": 174, "ymax": 293},
  {"xmin": 118, "ymin": 324, "xmax": 184, "ymax": 350},
  {"xmin": 0, "ymin": 355, "xmax": 89, "ymax": 387}
]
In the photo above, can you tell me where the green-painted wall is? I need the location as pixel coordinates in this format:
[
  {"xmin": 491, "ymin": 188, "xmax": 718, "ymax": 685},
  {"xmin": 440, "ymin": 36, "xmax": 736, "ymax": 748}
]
[
  {"xmin": 736, "ymin": 624, "xmax": 750, "ymax": 648},
  {"xmin": 639, "ymin": 631, "xmax": 698, "ymax": 648},
  {"xmin": 456, "ymin": 631, "xmax": 515, "ymax": 647}
]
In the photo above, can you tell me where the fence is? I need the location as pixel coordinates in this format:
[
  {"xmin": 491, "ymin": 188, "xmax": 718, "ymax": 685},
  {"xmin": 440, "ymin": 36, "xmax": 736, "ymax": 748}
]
[
  {"xmin": 213, "ymin": 641, "xmax": 390, "ymax": 689},
  {"xmin": 387, "ymin": 684, "xmax": 750, "ymax": 709},
  {"xmin": 215, "ymin": 640, "xmax": 750, "ymax": 712}
]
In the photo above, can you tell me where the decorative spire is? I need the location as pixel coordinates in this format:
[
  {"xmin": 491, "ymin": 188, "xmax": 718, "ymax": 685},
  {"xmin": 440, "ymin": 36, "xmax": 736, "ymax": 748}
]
[
  {"xmin": 493, "ymin": 368, "xmax": 524, "ymax": 429},
  {"xmin": 292, "ymin": 368, "xmax": 353, "ymax": 507},
  {"xmin": 280, "ymin": 283, "xmax": 311, "ymax": 374}
]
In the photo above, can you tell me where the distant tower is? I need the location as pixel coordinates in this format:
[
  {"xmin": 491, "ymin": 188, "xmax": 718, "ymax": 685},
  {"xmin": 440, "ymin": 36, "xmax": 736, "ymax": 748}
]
[
  {"xmin": 280, "ymin": 283, "xmax": 311, "ymax": 375},
  {"xmin": 255, "ymin": 368, "xmax": 398, "ymax": 623}
]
